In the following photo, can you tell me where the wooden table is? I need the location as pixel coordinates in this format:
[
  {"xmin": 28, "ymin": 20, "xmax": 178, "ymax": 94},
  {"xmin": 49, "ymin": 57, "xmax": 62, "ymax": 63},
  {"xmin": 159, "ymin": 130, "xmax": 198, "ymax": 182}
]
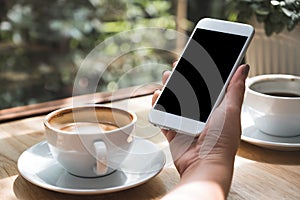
[{"xmin": 0, "ymin": 95, "xmax": 299, "ymax": 199}]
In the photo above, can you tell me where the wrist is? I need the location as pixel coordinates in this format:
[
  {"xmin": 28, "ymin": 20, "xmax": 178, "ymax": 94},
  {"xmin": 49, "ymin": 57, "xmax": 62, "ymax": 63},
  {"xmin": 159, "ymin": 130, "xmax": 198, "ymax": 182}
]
[
  {"xmin": 179, "ymin": 156, "xmax": 235, "ymax": 197},
  {"xmin": 176, "ymin": 148, "xmax": 236, "ymax": 177},
  {"xmin": 162, "ymin": 180, "xmax": 225, "ymax": 200}
]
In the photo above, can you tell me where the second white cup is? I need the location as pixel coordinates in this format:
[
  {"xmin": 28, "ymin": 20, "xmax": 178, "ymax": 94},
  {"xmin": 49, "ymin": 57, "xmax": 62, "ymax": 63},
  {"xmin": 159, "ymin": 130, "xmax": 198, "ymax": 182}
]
[{"xmin": 244, "ymin": 74, "xmax": 300, "ymax": 137}]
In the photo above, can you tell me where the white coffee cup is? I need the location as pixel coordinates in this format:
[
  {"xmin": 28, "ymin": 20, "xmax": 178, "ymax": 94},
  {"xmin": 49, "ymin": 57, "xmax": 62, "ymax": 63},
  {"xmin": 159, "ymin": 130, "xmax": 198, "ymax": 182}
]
[
  {"xmin": 44, "ymin": 105, "xmax": 137, "ymax": 177},
  {"xmin": 244, "ymin": 74, "xmax": 300, "ymax": 137}
]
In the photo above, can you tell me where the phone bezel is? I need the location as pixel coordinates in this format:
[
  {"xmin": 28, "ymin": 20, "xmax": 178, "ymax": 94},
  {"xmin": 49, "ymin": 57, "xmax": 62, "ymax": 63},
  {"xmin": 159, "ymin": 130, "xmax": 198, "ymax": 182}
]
[{"xmin": 149, "ymin": 18, "xmax": 254, "ymax": 136}]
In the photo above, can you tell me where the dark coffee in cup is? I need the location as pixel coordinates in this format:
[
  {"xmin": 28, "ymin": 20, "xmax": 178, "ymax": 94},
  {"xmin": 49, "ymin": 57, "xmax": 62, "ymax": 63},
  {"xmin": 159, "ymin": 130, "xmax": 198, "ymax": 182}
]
[{"xmin": 263, "ymin": 92, "xmax": 300, "ymax": 98}]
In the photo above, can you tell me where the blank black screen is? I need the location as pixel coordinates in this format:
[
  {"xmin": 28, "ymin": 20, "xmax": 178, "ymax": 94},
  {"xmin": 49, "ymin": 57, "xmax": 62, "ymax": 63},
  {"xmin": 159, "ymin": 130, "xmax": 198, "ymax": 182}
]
[{"xmin": 154, "ymin": 28, "xmax": 247, "ymax": 121}]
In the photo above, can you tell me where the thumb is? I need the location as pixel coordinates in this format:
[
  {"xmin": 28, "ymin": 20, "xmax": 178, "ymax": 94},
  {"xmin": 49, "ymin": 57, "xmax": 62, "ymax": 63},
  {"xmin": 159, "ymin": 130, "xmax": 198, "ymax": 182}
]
[{"xmin": 225, "ymin": 64, "xmax": 250, "ymax": 109}]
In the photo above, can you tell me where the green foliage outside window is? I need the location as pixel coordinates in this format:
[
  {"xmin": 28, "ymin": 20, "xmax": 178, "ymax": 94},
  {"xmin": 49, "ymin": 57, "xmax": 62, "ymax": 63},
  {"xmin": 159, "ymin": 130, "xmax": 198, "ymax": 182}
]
[
  {"xmin": 0, "ymin": 0, "xmax": 177, "ymax": 109},
  {"xmin": 225, "ymin": 0, "xmax": 300, "ymax": 36}
]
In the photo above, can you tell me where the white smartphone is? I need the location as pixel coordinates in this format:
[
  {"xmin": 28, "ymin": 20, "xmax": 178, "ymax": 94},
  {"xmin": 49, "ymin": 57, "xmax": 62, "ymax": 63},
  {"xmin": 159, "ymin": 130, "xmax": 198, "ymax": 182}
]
[{"xmin": 149, "ymin": 18, "xmax": 254, "ymax": 136}]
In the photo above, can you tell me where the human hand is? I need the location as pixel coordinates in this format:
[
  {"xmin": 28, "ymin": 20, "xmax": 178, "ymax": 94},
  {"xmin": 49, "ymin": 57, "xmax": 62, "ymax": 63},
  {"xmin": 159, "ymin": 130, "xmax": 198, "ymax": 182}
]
[{"xmin": 152, "ymin": 63, "xmax": 250, "ymax": 198}]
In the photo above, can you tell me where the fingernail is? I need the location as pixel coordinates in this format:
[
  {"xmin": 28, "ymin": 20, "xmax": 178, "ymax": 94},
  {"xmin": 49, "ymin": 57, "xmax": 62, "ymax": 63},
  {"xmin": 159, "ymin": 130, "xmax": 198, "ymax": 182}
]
[
  {"xmin": 162, "ymin": 70, "xmax": 169, "ymax": 75},
  {"xmin": 242, "ymin": 64, "xmax": 250, "ymax": 78}
]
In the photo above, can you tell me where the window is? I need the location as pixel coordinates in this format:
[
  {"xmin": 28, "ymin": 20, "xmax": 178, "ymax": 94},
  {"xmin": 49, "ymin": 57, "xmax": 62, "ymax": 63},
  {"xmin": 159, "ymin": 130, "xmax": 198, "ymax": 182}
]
[{"xmin": 0, "ymin": 0, "xmax": 225, "ymax": 120}]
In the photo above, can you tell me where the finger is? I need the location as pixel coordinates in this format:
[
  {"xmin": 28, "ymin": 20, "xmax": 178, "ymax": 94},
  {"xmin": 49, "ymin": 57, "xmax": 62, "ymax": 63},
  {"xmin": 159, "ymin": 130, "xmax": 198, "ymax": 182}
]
[
  {"xmin": 162, "ymin": 129, "xmax": 177, "ymax": 141},
  {"xmin": 162, "ymin": 70, "xmax": 171, "ymax": 85},
  {"xmin": 152, "ymin": 90, "xmax": 161, "ymax": 106},
  {"xmin": 172, "ymin": 61, "xmax": 178, "ymax": 68},
  {"xmin": 162, "ymin": 60, "xmax": 177, "ymax": 85}
]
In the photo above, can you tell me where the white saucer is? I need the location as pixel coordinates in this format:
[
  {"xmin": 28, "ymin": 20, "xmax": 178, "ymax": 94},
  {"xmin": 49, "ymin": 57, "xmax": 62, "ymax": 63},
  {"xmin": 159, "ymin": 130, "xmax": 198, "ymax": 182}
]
[
  {"xmin": 18, "ymin": 139, "xmax": 166, "ymax": 195},
  {"xmin": 241, "ymin": 106, "xmax": 300, "ymax": 151}
]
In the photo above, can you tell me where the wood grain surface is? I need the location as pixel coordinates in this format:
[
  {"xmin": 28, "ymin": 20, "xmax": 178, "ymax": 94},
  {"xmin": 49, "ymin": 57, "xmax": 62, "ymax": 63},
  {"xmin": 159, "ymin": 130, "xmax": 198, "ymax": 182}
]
[{"xmin": 0, "ymin": 95, "xmax": 299, "ymax": 199}]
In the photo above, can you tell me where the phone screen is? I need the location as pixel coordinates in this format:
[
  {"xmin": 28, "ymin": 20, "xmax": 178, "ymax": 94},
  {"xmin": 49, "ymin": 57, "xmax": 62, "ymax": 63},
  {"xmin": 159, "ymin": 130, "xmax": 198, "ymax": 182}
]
[{"xmin": 154, "ymin": 28, "xmax": 248, "ymax": 122}]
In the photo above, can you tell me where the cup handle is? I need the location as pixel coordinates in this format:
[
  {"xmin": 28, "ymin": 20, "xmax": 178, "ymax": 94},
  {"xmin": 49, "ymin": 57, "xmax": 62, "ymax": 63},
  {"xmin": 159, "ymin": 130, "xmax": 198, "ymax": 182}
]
[{"xmin": 93, "ymin": 141, "xmax": 108, "ymax": 175}]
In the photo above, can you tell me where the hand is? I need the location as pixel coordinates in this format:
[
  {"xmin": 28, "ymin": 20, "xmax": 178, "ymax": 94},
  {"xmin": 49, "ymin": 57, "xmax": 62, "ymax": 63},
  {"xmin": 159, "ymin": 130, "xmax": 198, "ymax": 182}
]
[{"xmin": 152, "ymin": 63, "xmax": 250, "ymax": 199}]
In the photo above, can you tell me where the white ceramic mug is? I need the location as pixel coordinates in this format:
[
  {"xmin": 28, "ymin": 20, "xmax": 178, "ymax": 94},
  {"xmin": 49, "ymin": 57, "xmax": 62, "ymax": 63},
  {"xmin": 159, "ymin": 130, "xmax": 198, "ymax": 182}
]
[
  {"xmin": 44, "ymin": 105, "xmax": 137, "ymax": 177},
  {"xmin": 244, "ymin": 74, "xmax": 300, "ymax": 137}
]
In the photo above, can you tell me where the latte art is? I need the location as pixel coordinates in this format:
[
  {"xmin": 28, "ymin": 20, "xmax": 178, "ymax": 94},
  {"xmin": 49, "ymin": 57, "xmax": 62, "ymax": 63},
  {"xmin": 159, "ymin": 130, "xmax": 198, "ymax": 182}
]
[{"xmin": 60, "ymin": 122, "xmax": 119, "ymax": 133}]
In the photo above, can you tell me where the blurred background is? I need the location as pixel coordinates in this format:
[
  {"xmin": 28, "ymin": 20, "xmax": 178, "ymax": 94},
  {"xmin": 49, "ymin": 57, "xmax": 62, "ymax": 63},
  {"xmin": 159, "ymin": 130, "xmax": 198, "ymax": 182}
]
[{"xmin": 0, "ymin": 0, "xmax": 225, "ymax": 110}]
